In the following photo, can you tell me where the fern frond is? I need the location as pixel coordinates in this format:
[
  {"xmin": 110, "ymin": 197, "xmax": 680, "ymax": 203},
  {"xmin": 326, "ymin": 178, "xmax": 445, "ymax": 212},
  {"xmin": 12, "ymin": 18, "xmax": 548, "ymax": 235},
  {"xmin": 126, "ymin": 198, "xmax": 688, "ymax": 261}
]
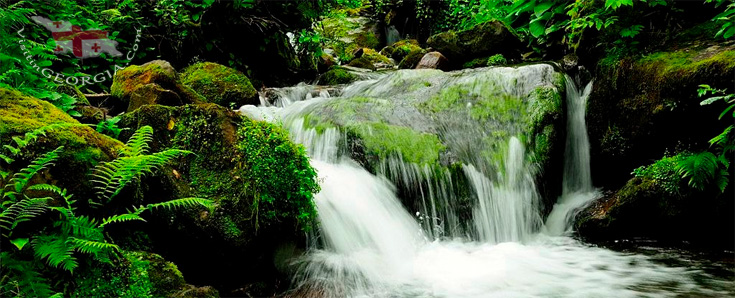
[
  {"xmin": 32, "ymin": 234, "xmax": 78, "ymax": 272},
  {"xmin": 3, "ymin": 123, "xmax": 77, "ymax": 156},
  {"xmin": 7, "ymin": 146, "xmax": 63, "ymax": 194},
  {"xmin": 120, "ymin": 125, "xmax": 154, "ymax": 157},
  {"xmin": 99, "ymin": 213, "xmax": 146, "ymax": 228},
  {"xmin": 69, "ymin": 237, "xmax": 120, "ymax": 255},
  {"xmin": 0, "ymin": 152, "xmax": 14, "ymax": 164},
  {"xmin": 27, "ymin": 183, "xmax": 66, "ymax": 196},
  {"xmin": 0, "ymin": 252, "xmax": 55, "ymax": 298},
  {"xmin": 676, "ymin": 152, "xmax": 719, "ymax": 191},
  {"xmin": 92, "ymin": 149, "xmax": 192, "ymax": 201},
  {"xmin": 140, "ymin": 197, "xmax": 214, "ymax": 214},
  {"xmin": 0, "ymin": 197, "xmax": 50, "ymax": 234},
  {"xmin": 65, "ymin": 216, "xmax": 104, "ymax": 241}
]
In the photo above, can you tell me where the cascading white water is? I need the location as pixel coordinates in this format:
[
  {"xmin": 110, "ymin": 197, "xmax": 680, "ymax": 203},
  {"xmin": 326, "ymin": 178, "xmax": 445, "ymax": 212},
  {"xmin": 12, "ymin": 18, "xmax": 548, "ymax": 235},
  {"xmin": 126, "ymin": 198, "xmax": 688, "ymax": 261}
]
[
  {"xmin": 543, "ymin": 77, "xmax": 599, "ymax": 236},
  {"xmin": 467, "ymin": 137, "xmax": 541, "ymax": 244},
  {"xmin": 239, "ymin": 67, "xmax": 732, "ymax": 298}
]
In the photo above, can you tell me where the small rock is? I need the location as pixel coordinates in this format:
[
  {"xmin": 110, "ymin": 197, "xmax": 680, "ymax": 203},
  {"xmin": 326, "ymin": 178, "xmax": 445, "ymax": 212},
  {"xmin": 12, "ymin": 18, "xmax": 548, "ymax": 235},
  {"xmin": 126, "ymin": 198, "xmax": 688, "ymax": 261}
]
[{"xmin": 416, "ymin": 52, "xmax": 449, "ymax": 70}]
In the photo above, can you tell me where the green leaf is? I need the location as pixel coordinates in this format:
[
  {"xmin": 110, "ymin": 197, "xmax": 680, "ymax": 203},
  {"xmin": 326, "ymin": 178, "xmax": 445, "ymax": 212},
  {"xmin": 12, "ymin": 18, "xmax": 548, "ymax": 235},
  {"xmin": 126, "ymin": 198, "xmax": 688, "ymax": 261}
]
[
  {"xmin": 10, "ymin": 238, "xmax": 29, "ymax": 250},
  {"xmin": 529, "ymin": 20, "xmax": 546, "ymax": 38},
  {"xmin": 534, "ymin": 2, "xmax": 554, "ymax": 17}
]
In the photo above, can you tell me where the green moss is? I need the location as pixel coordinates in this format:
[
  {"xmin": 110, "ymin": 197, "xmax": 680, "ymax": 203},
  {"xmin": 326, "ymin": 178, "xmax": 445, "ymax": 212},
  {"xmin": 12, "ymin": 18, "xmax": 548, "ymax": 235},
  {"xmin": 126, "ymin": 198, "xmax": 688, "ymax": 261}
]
[
  {"xmin": 236, "ymin": 118, "xmax": 320, "ymax": 230},
  {"xmin": 301, "ymin": 114, "xmax": 336, "ymax": 134},
  {"xmin": 390, "ymin": 39, "xmax": 422, "ymax": 61},
  {"xmin": 398, "ymin": 49, "xmax": 428, "ymax": 69},
  {"xmin": 111, "ymin": 62, "xmax": 177, "ymax": 100},
  {"xmin": 422, "ymin": 85, "xmax": 469, "ymax": 113},
  {"xmin": 632, "ymin": 153, "xmax": 689, "ymax": 195},
  {"xmin": 354, "ymin": 31, "xmax": 380, "ymax": 49},
  {"xmin": 0, "ymin": 87, "xmax": 123, "ymax": 168},
  {"xmin": 347, "ymin": 122, "xmax": 445, "ymax": 165},
  {"xmin": 462, "ymin": 57, "xmax": 488, "ymax": 69},
  {"xmin": 486, "ymin": 54, "xmax": 507, "ymax": 66},
  {"xmin": 361, "ymin": 48, "xmax": 392, "ymax": 65},
  {"xmin": 470, "ymin": 94, "xmax": 523, "ymax": 122},
  {"xmin": 348, "ymin": 56, "xmax": 376, "ymax": 70},
  {"xmin": 180, "ymin": 62, "xmax": 257, "ymax": 108},
  {"xmin": 73, "ymin": 251, "xmax": 188, "ymax": 298},
  {"xmin": 637, "ymin": 49, "xmax": 735, "ymax": 78},
  {"xmin": 319, "ymin": 68, "xmax": 358, "ymax": 85}
]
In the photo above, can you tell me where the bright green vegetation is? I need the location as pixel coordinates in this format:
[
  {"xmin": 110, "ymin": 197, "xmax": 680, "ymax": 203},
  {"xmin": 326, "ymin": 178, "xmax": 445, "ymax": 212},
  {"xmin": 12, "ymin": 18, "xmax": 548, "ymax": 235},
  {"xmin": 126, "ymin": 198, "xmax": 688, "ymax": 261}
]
[
  {"xmin": 236, "ymin": 118, "xmax": 320, "ymax": 230},
  {"xmin": 347, "ymin": 122, "xmax": 445, "ymax": 165},
  {"xmin": 319, "ymin": 67, "xmax": 359, "ymax": 85},
  {"xmin": 633, "ymin": 153, "xmax": 689, "ymax": 195},
  {"xmin": 486, "ymin": 54, "xmax": 508, "ymax": 66},
  {"xmin": 0, "ymin": 124, "xmax": 212, "ymax": 297},
  {"xmin": 463, "ymin": 54, "xmax": 508, "ymax": 68},
  {"xmin": 180, "ymin": 62, "xmax": 257, "ymax": 108}
]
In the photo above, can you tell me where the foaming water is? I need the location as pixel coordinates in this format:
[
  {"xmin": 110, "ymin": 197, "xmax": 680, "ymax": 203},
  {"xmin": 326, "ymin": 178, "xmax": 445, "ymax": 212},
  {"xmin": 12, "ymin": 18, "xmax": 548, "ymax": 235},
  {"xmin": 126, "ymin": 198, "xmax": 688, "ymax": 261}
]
[
  {"xmin": 238, "ymin": 67, "xmax": 733, "ymax": 298},
  {"xmin": 544, "ymin": 77, "xmax": 598, "ymax": 236}
]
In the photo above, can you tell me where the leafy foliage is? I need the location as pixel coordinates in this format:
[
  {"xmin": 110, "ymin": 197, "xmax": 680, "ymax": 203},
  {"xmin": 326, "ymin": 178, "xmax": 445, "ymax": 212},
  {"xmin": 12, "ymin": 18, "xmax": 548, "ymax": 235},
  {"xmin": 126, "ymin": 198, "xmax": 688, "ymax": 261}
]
[
  {"xmin": 237, "ymin": 119, "xmax": 320, "ymax": 231},
  {"xmin": 632, "ymin": 153, "xmax": 687, "ymax": 195},
  {"xmin": 672, "ymin": 84, "xmax": 735, "ymax": 193},
  {"xmin": 92, "ymin": 126, "xmax": 192, "ymax": 203},
  {"xmin": 0, "ymin": 123, "xmax": 211, "ymax": 296},
  {"xmin": 706, "ymin": 0, "xmax": 735, "ymax": 39},
  {"xmin": 676, "ymin": 152, "xmax": 729, "ymax": 192}
]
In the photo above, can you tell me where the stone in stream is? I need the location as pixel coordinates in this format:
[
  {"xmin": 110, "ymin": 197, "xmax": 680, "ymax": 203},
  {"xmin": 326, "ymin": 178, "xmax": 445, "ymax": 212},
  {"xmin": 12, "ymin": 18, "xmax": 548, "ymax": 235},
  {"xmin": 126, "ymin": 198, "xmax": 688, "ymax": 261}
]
[
  {"xmin": 416, "ymin": 51, "xmax": 450, "ymax": 70},
  {"xmin": 111, "ymin": 60, "xmax": 204, "ymax": 113}
]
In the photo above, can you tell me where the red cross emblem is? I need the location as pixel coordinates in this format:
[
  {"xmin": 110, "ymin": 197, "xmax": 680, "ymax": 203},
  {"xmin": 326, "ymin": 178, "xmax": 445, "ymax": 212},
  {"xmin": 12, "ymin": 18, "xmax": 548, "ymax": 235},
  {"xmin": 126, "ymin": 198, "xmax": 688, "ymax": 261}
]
[{"xmin": 52, "ymin": 25, "xmax": 108, "ymax": 58}]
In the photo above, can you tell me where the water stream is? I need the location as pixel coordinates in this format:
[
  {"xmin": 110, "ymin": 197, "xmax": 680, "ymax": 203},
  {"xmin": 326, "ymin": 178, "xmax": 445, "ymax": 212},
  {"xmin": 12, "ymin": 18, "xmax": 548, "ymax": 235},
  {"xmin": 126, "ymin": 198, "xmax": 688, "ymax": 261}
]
[{"xmin": 240, "ymin": 66, "xmax": 734, "ymax": 297}]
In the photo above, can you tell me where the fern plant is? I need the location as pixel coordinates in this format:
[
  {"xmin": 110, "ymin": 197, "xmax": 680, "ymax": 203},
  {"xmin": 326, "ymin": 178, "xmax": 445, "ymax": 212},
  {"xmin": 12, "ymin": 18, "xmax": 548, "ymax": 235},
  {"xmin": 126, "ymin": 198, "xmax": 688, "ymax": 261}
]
[
  {"xmin": 92, "ymin": 126, "xmax": 192, "ymax": 203},
  {"xmin": 673, "ymin": 85, "xmax": 735, "ymax": 193},
  {"xmin": 1, "ymin": 124, "xmax": 213, "ymax": 297}
]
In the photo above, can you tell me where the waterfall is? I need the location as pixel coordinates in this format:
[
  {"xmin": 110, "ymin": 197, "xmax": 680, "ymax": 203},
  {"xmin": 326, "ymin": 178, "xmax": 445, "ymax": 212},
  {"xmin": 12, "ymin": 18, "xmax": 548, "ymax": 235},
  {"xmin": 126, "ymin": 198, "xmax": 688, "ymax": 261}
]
[
  {"xmin": 468, "ymin": 137, "xmax": 542, "ymax": 244},
  {"xmin": 237, "ymin": 66, "xmax": 723, "ymax": 298},
  {"xmin": 543, "ymin": 77, "xmax": 599, "ymax": 236}
]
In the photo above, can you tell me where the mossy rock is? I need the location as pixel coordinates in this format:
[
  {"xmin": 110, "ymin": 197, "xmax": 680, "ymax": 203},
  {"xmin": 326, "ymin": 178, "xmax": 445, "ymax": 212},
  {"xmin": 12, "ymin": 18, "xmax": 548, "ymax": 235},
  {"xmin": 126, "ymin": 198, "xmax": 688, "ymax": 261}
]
[
  {"xmin": 180, "ymin": 62, "xmax": 258, "ymax": 108},
  {"xmin": 575, "ymin": 174, "xmax": 734, "ymax": 247},
  {"xmin": 118, "ymin": 104, "xmax": 318, "ymax": 295},
  {"xmin": 348, "ymin": 56, "xmax": 377, "ymax": 70},
  {"xmin": 427, "ymin": 21, "xmax": 520, "ymax": 64},
  {"xmin": 398, "ymin": 49, "xmax": 427, "ymax": 69},
  {"xmin": 72, "ymin": 251, "xmax": 219, "ymax": 298},
  {"xmin": 0, "ymin": 87, "xmax": 123, "ymax": 199},
  {"xmin": 111, "ymin": 60, "xmax": 205, "ymax": 114},
  {"xmin": 57, "ymin": 84, "xmax": 90, "ymax": 105},
  {"xmin": 587, "ymin": 44, "xmax": 735, "ymax": 189},
  {"xmin": 111, "ymin": 60, "xmax": 178, "ymax": 100},
  {"xmin": 128, "ymin": 83, "xmax": 185, "ymax": 112},
  {"xmin": 318, "ymin": 68, "xmax": 358, "ymax": 85},
  {"xmin": 390, "ymin": 39, "xmax": 422, "ymax": 62},
  {"xmin": 347, "ymin": 122, "xmax": 446, "ymax": 165}
]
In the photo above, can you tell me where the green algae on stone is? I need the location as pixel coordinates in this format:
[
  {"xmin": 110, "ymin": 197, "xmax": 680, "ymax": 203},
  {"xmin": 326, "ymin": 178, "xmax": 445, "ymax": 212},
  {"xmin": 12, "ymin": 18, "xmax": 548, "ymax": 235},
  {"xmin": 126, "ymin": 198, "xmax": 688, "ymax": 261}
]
[
  {"xmin": 180, "ymin": 62, "xmax": 258, "ymax": 108},
  {"xmin": 347, "ymin": 122, "xmax": 445, "ymax": 165},
  {"xmin": 318, "ymin": 68, "xmax": 359, "ymax": 85},
  {"xmin": 398, "ymin": 49, "xmax": 428, "ymax": 69}
]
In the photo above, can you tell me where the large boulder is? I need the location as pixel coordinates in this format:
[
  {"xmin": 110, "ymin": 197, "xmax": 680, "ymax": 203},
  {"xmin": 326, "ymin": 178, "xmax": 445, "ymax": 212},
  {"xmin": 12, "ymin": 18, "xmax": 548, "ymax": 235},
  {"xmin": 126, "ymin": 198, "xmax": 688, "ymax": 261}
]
[
  {"xmin": 118, "ymin": 103, "xmax": 319, "ymax": 296},
  {"xmin": 0, "ymin": 88, "xmax": 123, "ymax": 199},
  {"xmin": 180, "ymin": 62, "xmax": 259, "ymax": 108},
  {"xmin": 73, "ymin": 251, "xmax": 218, "ymax": 298},
  {"xmin": 586, "ymin": 44, "xmax": 735, "ymax": 189},
  {"xmin": 290, "ymin": 64, "xmax": 566, "ymax": 214},
  {"xmin": 575, "ymin": 174, "xmax": 733, "ymax": 248},
  {"xmin": 427, "ymin": 21, "xmax": 521, "ymax": 65},
  {"xmin": 111, "ymin": 60, "xmax": 204, "ymax": 113}
]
